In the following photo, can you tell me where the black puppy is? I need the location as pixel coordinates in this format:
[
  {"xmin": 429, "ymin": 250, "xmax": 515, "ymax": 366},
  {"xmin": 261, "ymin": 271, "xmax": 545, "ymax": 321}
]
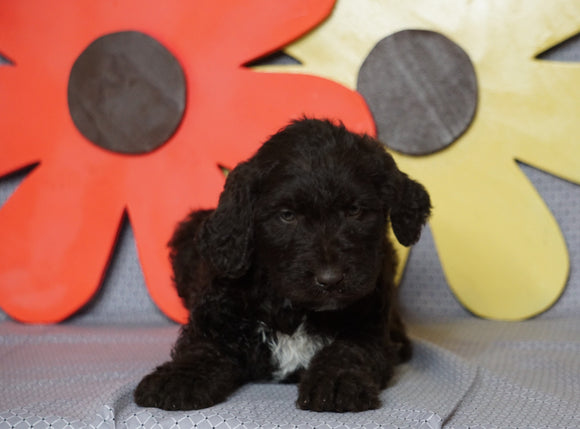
[{"xmin": 134, "ymin": 118, "xmax": 431, "ymax": 412}]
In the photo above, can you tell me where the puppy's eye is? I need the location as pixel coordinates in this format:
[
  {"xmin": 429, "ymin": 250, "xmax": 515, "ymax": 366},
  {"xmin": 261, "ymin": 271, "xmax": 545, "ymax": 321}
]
[
  {"xmin": 345, "ymin": 205, "xmax": 362, "ymax": 218},
  {"xmin": 279, "ymin": 209, "xmax": 297, "ymax": 224}
]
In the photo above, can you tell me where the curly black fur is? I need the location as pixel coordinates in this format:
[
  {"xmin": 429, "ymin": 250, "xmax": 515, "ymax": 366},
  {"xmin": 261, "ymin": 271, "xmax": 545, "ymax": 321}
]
[{"xmin": 134, "ymin": 118, "xmax": 431, "ymax": 413}]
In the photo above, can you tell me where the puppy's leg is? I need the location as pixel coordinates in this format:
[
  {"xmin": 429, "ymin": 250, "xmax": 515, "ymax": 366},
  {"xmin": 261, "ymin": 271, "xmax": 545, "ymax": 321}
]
[
  {"xmin": 134, "ymin": 337, "xmax": 243, "ymax": 411},
  {"xmin": 390, "ymin": 307, "xmax": 413, "ymax": 363},
  {"xmin": 297, "ymin": 340, "xmax": 397, "ymax": 412}
]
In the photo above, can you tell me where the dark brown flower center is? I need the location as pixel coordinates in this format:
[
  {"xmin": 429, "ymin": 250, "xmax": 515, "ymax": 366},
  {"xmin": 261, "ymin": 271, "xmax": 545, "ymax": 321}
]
[
  {"xmin": 357, "ymin": 30, "xmax": 478, "ymax": 156},
  {"xmin": 68, "ymin": 31, "xmax": 186, "ymax": 154}
]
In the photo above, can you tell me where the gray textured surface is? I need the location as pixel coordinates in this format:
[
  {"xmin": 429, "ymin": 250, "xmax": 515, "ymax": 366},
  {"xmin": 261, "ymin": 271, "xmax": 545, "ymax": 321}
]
[
  {"xmin": 0, "ymin": 323, "xmax": 463, "ymax": 429},
  {"xmin": 1, "ymin": 24, "xmax": 580, "ymax": 429}
]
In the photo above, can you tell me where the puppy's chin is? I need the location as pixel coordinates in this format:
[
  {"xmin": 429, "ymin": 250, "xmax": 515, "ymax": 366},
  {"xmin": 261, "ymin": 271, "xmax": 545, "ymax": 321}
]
[
  {"xmin": 286, "ymin": 288, "xmax": 367, "ymax": 313},
  {"xmin": 296, "ymin": 298, "xmax": 348, "ymax": 313},
  {"xmin": 313, "ymin": 299, "xmax": 344, "ymax": 312}
]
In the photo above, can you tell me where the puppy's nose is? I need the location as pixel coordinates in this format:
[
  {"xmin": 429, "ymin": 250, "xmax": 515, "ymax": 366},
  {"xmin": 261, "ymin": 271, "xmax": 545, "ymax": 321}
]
[{"xmin": 315, "ymin": 267, "xmax": 345, "ymax": 289}]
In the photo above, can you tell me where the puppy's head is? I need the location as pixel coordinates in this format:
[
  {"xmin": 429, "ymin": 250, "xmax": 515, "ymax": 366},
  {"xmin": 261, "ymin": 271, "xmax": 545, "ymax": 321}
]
[{"xmin": 199, "ymin": 118, "xmax": 431, "ymax": 310}]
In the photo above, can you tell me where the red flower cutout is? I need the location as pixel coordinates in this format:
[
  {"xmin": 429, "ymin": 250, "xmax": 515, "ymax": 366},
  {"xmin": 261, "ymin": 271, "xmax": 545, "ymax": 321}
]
[{"xmin": 0, "ymin": 1, "xmax": 374, "ymax": 323}]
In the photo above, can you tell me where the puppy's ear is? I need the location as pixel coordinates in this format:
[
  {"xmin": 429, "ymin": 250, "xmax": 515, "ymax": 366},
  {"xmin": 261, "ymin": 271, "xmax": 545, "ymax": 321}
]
[
  {"xmin": 389, "ymin": 173, "xmax": 431, "ymax": 246},
  {"xmin": 379, "ymin": 150, "xmax": 431, "ymax": 247},
  {"xmin": 198, "ymin": 161, "xmax": 255, "ymax": 278}
]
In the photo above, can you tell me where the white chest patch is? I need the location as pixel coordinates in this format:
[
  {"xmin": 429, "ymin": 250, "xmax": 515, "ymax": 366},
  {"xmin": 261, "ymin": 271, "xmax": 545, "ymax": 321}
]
[{"xmin": 260, "ymin": 322, "xmax": 333, "ymax": 381}]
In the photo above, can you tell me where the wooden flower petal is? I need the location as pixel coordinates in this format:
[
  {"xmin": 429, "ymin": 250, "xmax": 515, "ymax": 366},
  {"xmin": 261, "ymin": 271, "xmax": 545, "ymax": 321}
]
[
  {"xmin": 427, "ymin": 154, "xmax": 569, "ymax": 320},
  {"xmin": 0, "ymin": 148, "xmax": 126, "ymax": 323}
]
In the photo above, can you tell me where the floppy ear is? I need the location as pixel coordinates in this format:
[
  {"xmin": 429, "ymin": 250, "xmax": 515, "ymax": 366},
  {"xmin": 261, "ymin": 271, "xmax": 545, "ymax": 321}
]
[
  {"xmin": 377, "ymin": 148, "xmax": 431, "ymax": 246},
  {"xmin": 198, "ymin": 161, "xmax": 255, "ymax": 278},
  {"xmin": 389, "ymin": 173, "xmax": 431, "ymax": 246}
]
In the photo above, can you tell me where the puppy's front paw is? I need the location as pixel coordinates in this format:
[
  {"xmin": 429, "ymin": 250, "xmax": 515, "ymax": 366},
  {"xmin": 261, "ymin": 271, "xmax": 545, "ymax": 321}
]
[
  {"xmin": 297, "ymin": 369, "xmax": 381, "ymax": 412},
  {"xmin": 134, "ymin": 365, "xmax": 228, "ymax": 411}
]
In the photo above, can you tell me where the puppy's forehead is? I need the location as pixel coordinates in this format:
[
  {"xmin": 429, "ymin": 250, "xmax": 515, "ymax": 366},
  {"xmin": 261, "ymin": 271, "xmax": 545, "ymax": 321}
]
[
  {"xmin": 257, "ymin": 142, "xmax": 381, "ymax": 207},
  {"xmin": 258, "ymin": 124, "xmax": 377, "ymax": 174}
]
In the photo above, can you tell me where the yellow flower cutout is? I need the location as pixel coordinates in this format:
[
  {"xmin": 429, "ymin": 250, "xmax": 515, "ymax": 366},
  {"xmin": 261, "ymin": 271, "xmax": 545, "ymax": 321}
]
[{"xmin": 259, "ymin": 0, "xmax": 580, "ymax": 320}]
